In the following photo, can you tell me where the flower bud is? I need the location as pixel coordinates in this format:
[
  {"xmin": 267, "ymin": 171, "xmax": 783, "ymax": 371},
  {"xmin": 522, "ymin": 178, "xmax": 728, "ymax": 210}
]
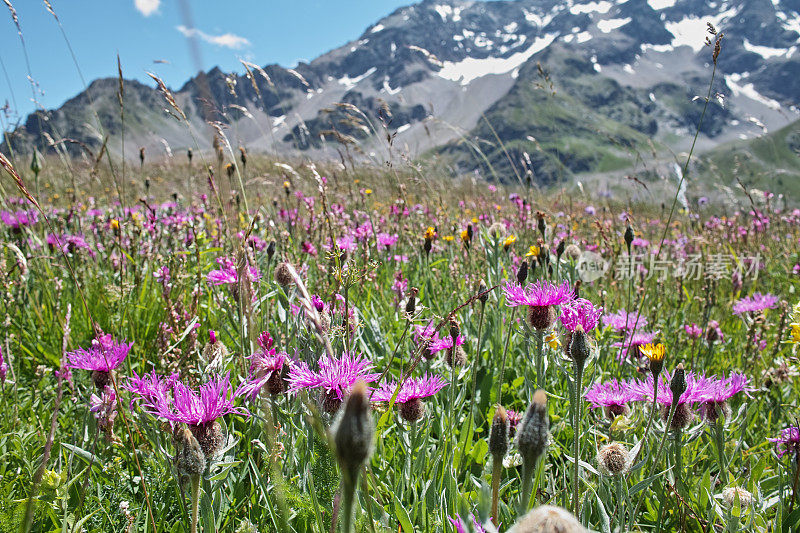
[
  {"xmin": 517, "ymin": 260, "xmax": 528, "ymax": 285},
  {"xmin": 405, "ymin": 287, "xmax": 418, "ymax": 315},
  {"xmin": 568, "ymin": 325, "xmax": 591, "ymax": 367},
  {"xmin": 516, "ymin": 390, "xmax": 549, "ymax": 470},
  {"xmin": 477, "ymin": 280, "xmax": 489, "ymax": 305},
  {"xmin": 190, "ymin": 420, "xmax": 224, "ymax": 459},
  {"xmin": 332, "ymin": 380, "xmax": 374, "ymax": 484},
  {"xmin": 489, "ymin": 405, "xmax": 510, "ymax": 459},
  {"xmin": 670, "ymin": 363, "xmax": 687, "ymax": 404},
  {"xmin": 556, "ymin": 240, "xmax": 565, "ymax": 259},
  {"xmin": 266, "ymin": 240, "xmax": 276, "ymax": 260},
  {"xmin": 624, "ymin": 225, "xmax": 634, "ymax": 251}
]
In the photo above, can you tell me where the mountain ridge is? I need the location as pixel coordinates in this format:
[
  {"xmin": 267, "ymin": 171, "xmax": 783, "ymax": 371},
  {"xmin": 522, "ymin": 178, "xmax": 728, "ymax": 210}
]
[{"xmin": 3, "ymin": 0, "xmax": 799, "ymax": 185}]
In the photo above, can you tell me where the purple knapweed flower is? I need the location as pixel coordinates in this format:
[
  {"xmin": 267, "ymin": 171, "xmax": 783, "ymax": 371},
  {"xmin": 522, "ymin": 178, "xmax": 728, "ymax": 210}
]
[
  {"xmin": 371, "ymin": 374, "xmax": 447, "ymax": 421},
  {"xmin": 769, "ymin": 426, "xmax": 800, "ymax": 458},
  {"xmin": 585, "ymin": 379, "xmax": 637, "ymax": 419},
  {"xmin": 377, "ymin": 232, "xmax": 399, "ymax": 248},
  {"xmin": 238, "ymin": 332, "xmax": 288, "ymax": 400},
  {"xmin": 504, "ymin": 279, "xmax": 574, "ymax": 330},
  {"xmin": 560, "ymin": 298, "xmax": 603, "ymax": 332},
  {"xmin": 66, "ymin": 335, "xmax": 131, "ymax": 389},
  {"xmin": 696, "ymin": 372, "xmax": 751, "ymax": 422},
  {"xmin": 287, "ymin": 353, "xmax": 380, "ymax": 413},
  {"xmin": 448, "ymin": 515, "xmax": 487, "ymax": 533},
  {"xmin": 602, "ymin": 309, "xmax": 648, "ymax": 332},
  {"xmin": 733, "ymin": 293, "xmax": 779, "ymax": 315}
]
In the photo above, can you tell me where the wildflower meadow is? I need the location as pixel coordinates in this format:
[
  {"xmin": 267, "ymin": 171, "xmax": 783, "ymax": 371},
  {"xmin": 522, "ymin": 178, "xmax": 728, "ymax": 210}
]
[{"xmin": 1, "ymin": 143, "xmax": 799, "ymax": 533}]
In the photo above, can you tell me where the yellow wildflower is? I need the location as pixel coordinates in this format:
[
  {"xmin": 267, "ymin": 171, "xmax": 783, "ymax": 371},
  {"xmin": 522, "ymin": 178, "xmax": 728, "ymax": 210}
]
[
  {"xmin": 444, "ymin": 235, "xmax": 455, "ymax": 242},
  {"xmin": 110, "ymin": 219, "xmax": 120, "ymax": 232},
  {"xmin": 639, "ymin": 343, "xmax": 665, "ymax": 362},
  {"xmin": 460, "ymin": 229, "xmax": 470, "ymax": 243},
  {"xmin": 424, "ymin": 226, "xmax": 436, "ymax": 241},
  {"xmin": 790, "ymin": 324, "xmax": 800, "ymax": 344},
  {"xmin": 364, "ymin": 189, "xmax": 372, "ymax": 195},
  {"xmin": 525, "ymin": 245, "xmax": 540, "ymax": 257},
  {"xmin": 503, "ymin": 235, "xmax": 516, "ymax": 250},
  {"xmin": 545, "ymin": 331, "xmax": 561, "ymax": 349}
]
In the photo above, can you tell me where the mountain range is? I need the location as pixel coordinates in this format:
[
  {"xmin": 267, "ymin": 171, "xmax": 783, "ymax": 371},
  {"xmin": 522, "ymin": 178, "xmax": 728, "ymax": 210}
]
[{"xmin": 3, "ymin": 0, "xmax": 800, "ymax": 186}]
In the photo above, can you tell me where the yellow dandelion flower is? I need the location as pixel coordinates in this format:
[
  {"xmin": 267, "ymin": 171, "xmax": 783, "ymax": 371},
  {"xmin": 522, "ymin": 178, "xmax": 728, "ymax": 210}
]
[
  {"xmin": 110, "ymin": 219, "xmax": 120, "ymax": 231},
  {"xmin": 460, "ymin": 229, "xmax": 470, "ymax": 243},
  {"xmin": 471, "ymin": 217, "xmax": 478, "ymax": 224},
  {"xmin": 444, "ymin": 235, "xmax": 455, "ymax": 242},
  {"xmin": 503, "ymin": 235, "xmax": 516, "ymax": 250},
  {"xmin": 424, "ymin": 226, "xmax": 436, "ymax": 241},
  {"xmin": 364, "ymin": 189, "xmax": 373, "ymax": 195},
  {"xmin": 525, "ymin": 245, "xmax": 540, "ymax": 257},
  {"xmin": 639, "ymin": 343, "xmax": 665, "ymax": 362},
  {"xmin": 545, "ymin": 331, "xmax": 561, "ymax": 349},
  {"xmin": 283, "ymin": 180, "xmax": 291, "ymax": 189}
]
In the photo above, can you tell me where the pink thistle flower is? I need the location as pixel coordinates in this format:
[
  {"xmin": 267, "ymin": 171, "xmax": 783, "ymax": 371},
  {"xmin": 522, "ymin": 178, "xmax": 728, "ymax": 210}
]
[
  {"xmin": 733, "ymin": 292, "xmax": 779, "ymax": 315},
  {"xmin": 448, "ymin": 515, "xmax": 487, "ymax": 533},
  {"xmin": 124, "ymin": 369, "xmax": 178, "ymax": 410},
  {"xmin": 159, "ymin": 373, "xmax": 248, "ymax": 426},
  {"xmin": 585, "ymin": 379, "xmax": 637, "ymax": 418},
  {"xmin": 206, "ymin": 260, "xmax": 261, "ymax": 286},
  {"xmin": 377, "ymin": 232, "xmax": 399, "ymax": 248},
  {"xmin": 696, "ymin": 372, "xmax": 752, "ymax": 422},
  {"xmin": 769, "ymin": 426, "xmax": 800, "ymax": 458},
  {"xmin": 239, "ymin": 332, "xmax": 288, "ymax": 400},
  {"xmin": 602, "ymin": 309, "xmax": 648, "ymax": 332},
  {"xmin": 287, "ymin": 353, "xmax": 380, "ymax": 413},
  {"xmin": 631, "ymin": 370, "xmax": 707, "ymax": 407},
  {"xmin": 560, "ymin": 298, "xmax": 603, "ymax": 332},
  {"xmin": 66, "ymin": 334, "xmax": 132, "ymax": 372},
  {"xmin": 426, "ymin": 333, "xmax": 465, "ymax": 356},
  {"xmin": 371, "ymin": 374, "xmax": 447, "ymax": 421},
  {"xmin": 503, "ymin": 279, "xmax": 574, "ymax": 330},
  {"xmin": 503, "ymin": 279, "xmax": 573, "ymax": 308}
]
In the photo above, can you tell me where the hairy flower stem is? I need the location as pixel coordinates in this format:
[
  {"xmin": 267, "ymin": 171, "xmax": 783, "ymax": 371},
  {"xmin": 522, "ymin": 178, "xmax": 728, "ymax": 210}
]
[
  {"xmin": 713, "ymin": 418, "xmax": 728, "ymax": 484},
  {"xmin": 190, "ymin": 474, "xmax": 201, "ymax": 533},
  {"xmin": 673, "ymin": 428, "xmax": 684, "ymax": 496},
  {"xmin": 614, "ymin": 475, "xmax": 625, "ymax": 529},
  {"xmin": 341, "ymin": 475, "xmax": 357, "ymax": 533},
  {"xmin": 572, "ymin": 360, "xmax": 584, "ymax": 517},
  {"xmin": 491, "ymin": 455, "xmax": 502, "ymax": 524},
  {"xmin": 534, "ymin": 330, "xmax": 544, "ymax": 389},
  {"xmin": 518, "ymin": 461, "xmax": 535, "ymax": 515},
  {"xmin": 496, "ymin": 307, "xmax": 518, "ymax": 404}
]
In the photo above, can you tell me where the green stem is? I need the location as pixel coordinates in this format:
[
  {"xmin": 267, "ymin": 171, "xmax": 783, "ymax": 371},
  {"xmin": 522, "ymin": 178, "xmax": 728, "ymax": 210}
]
[
  {"xmin": 496, "ymin": 307, "xmax": 518, "ymax": 404},
  {"xmin": 518, "ymin": 462, "xmax": 534, "ymax": 515},
  {"xmin": 713, "ymin": 417, "xmax": 727, "ymax": 484},
  {"xmin": 614, "ymin": 475, "xmax": 625, "ymax": 529},
  {"xmin": 673, "ymin": 428, "xmax": 684, "ymax": 496},
  {"xmin": 491, "ymin": 455, "xmax": 502, "ymax": 524},
  {"xmin": 190, "ymin": 474, "xmax": 201, "ymax": 533},
  {"xmin": 341, "ymin": 475, "xmax": 357, "ymax": 533},
  {"xmin": 573, "ymin": 361, "xmax": 584, "ymax": 517},
  {"xmin": 534, "ymin": 330, "xmax": 544, "ymax": 389}
]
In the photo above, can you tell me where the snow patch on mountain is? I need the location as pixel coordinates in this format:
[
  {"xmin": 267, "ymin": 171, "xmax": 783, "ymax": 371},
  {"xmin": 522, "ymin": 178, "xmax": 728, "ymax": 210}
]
[
  {"xmin": 437, "ymin": 33, "xmax": 557, "ymax": 85},
  {"xmin": 743, "ymin": 38, "xmax": 793, "ymax": 59},
  {"xmin": 665, "ymin": 7, "xmax": 738, "ymax": 52},
  {"xmin": 339, "ymin": 67, "xmax": 377, "ymax": 90},
  {"xmin": 726, "ymin": 73, "xmax": 782, "ymax": 110},
  {"xmin": 647, "ymin": 0, "xmax": 676, "ymax": 9},
  {"xmin": 569, "ymin": 1, "xmax": 613, "ymax": 15},
  {"xmin": 598, "ymin": 18, "xmax": 631, "ymax": 33}
]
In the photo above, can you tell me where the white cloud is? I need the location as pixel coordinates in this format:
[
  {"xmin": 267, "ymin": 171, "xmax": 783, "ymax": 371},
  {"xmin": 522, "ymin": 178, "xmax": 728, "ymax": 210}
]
[
  {"xmin": 176, "ymin": 25, "xmax": 251, "ymax": 49},
  {"xmin": 134, "ymin": 0, "xmax": 160, "ymax": 17}
]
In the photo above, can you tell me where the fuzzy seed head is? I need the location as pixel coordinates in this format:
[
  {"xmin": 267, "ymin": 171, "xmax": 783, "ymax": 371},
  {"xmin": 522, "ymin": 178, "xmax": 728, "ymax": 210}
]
[
  {"xmin": 597, "ymin": 442, "xmax": 632, "ymax": 476},
  {"xmin": 722, "ymin": 487, "xmax": 753, "ymax": 508},
  {"xmin": 175, "ymin": 427, "xmax": 206, "ymax": 477},
  {"xmin": 508, "ymin": 505, "xmax": 586, "ymax": 533},
  {"xmin": 274, "ymin": 262, "xmax": 294, "ymax": 287}
]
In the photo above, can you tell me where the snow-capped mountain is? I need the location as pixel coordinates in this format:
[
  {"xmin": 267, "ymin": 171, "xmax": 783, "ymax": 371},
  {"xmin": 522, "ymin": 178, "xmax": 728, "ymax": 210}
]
[{"xmin": 4, "ymin": 0, "xmax": 800, "ymax": 183}]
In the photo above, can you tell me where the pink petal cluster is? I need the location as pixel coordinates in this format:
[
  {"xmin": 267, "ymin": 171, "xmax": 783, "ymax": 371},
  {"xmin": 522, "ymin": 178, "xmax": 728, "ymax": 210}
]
[
  {"xmin": 503, "ymin": 279, "xmax": 573, "ymax": 308},
  {"xmin": 66, "ymin": 334, "xmax": 132, "ymax": 372}
]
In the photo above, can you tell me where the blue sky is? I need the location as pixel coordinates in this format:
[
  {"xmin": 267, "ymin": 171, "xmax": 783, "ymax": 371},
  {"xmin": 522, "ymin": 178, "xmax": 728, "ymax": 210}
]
[{"xmin": 0, "ymin": 0, "xmax": 411, "ymax": 123}]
